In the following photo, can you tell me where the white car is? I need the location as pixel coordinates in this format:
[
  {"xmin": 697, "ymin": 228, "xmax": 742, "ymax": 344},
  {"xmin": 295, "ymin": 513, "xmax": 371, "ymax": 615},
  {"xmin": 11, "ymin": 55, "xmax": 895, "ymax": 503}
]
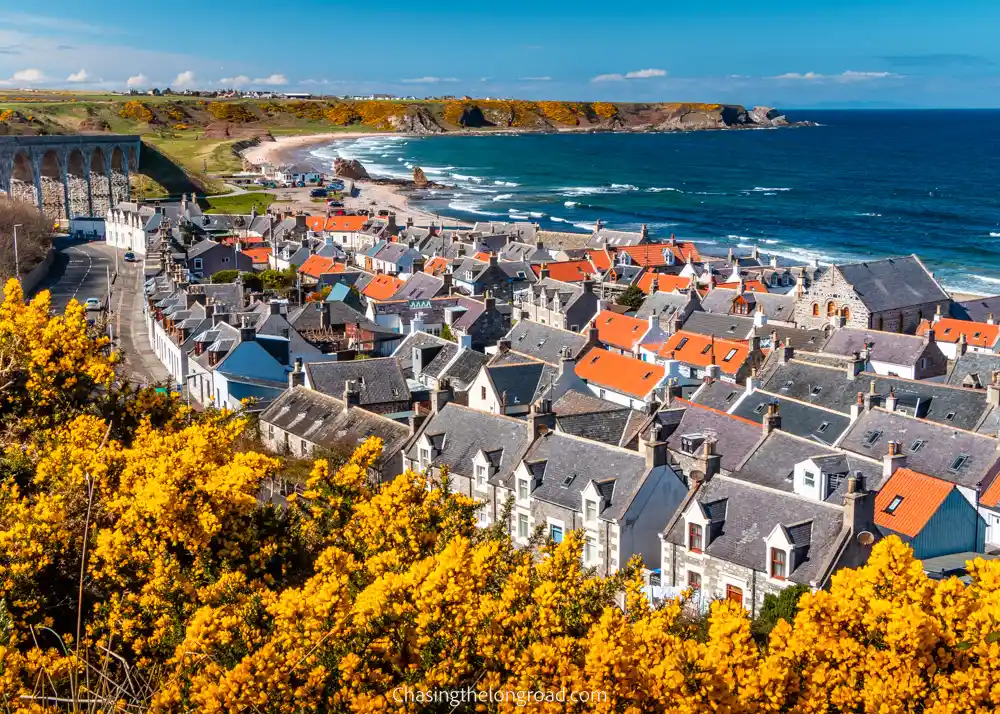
[{"xmin": 84, "ymin": 297, "xmax": 103, "ymax": 311}]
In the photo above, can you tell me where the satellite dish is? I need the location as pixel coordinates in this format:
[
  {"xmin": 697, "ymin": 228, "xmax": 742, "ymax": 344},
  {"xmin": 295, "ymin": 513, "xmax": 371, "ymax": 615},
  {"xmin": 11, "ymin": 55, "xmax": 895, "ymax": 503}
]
[{"xmin": 857, "ymin": 531, "xmax": 875, "ymax": 546}]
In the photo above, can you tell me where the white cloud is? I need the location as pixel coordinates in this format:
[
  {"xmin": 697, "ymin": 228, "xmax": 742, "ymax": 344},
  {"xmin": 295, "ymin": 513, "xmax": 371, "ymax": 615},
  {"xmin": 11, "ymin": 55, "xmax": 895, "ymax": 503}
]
[
  {"xmin": 300, "ymin": 78, "xmax": 329, "ymax": 85},
  {"xmin": 400, "ymin": 76, "xmax": 458, "ymax": 84},
  {"xmin": 12, "ymin": 67, "xmax": 44, "ymax": 82},
  {"xmin": 837, "ymin": 70, "xmax": 897, "ymax": 82},
  {"xmin": 66, "ymin": 68, "xmax": 89, "ymax": 82},
  {"xmin": 252, "ymin": 73, "xmax": 287, "ymax": 86},
  {"xmin": 773, "ymin": 71, "xmax": 824, "ymax": 80},
  {"xmin": 518, "ymin": 76, "xmax": 552, "ymax": 81},
  {"xmin": 220, "ymin": 74, "xmax": 250, "ymax": 87},
  {"xmin": 625, "ymin": 68, "xmax": 667, "ymax": 79},
  {"xmin": 126, "ymin": 73, "xmax": 149, "ymax": 87},
  {"xmin": 172, "ymin": 70, "xmax": 196, "ymax": 87},
  {"xmin": 592, "ymin": 73, "xmax": 625, "ymax": 82},
  {"xmin": 772, "ymin": 70, "xmax": 898, "ymax": 83}
]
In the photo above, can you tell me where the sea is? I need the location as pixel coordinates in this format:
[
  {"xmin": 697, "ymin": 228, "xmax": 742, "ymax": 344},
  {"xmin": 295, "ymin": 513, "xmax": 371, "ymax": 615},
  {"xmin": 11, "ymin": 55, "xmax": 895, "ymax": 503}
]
[{"xmin": 301, "ymin": 110, "xmax": 1000, "ymax": 296}]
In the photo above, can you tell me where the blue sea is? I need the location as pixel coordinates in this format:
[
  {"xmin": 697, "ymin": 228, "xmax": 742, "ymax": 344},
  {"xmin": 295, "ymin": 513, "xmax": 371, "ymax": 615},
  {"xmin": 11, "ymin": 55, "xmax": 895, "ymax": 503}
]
[{"xmin": 306, "ymin": 111, "xmax": 1000, "ymax": 295}]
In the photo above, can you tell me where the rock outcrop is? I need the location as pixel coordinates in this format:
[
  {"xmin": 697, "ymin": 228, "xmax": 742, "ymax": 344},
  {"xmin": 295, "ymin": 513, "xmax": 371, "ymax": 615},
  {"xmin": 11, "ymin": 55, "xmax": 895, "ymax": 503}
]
[
  {"xmin": 412, "ymin": 166, "xmax": 429, "ymax": 188},
  {"xmin": 334, "ymin": 158, "xmax": 370, "ymax": 180},
  {"xmin": 750, "ymin": 106, "xmax": 789, "ymax": 127},
  {"xmin": 387, "ymin": 108, "xmax": 445, "ymax": 134}
]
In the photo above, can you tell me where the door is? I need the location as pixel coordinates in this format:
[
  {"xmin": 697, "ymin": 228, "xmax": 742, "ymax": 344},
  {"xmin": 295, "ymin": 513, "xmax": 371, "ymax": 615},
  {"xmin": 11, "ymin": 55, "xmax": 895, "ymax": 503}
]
[{"xmin": 726, "ymin": 585, "xmax": 743, "ymax": 605}]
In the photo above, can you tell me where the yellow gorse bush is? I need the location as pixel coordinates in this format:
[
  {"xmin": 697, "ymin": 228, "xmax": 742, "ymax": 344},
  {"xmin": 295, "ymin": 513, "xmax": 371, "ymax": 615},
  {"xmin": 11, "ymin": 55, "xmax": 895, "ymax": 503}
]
[{"xmin": 0, "ymin": 282, "xmax": 999, "ymax": 712}]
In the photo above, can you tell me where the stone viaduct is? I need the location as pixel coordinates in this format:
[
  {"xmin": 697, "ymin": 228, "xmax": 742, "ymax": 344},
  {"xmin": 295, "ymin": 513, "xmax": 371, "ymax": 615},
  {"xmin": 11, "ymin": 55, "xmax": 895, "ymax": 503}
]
[{"xmin": 0, "ymin": 135, "xmax": 142, "ymax": 220}]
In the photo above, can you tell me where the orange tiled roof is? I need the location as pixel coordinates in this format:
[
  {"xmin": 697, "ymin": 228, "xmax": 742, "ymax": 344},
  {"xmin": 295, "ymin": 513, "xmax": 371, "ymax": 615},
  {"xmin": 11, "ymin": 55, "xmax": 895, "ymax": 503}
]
[
  {"xmin": 594, "ymin": 310, "xmax": 651, "ymax": 351},
  {"xmin": 587, "ymin": 249, "xmax": 613, "ymax": 272},
  {"xmin": 917, "ymin": 317, "xmax": 1000, "ymax": 348},
  {"xmin": 874, "ymin": 468, "xmax": 954, "ymax": 537},
  {"xmin": 298, "ymin": 255, "xmax": 336, "ymax": 279},
  {"xmin": 574, "ymin": 348, "xmax": 665, "ymax": 399},
  {"xmin": 982, "ymin": 474, "xmax": 1000, "ymax": 508},
  {"xmin": 362, "ymin": 274, "xmax": 404, "ymax": 301},
  {"xmin": 617, "ymin": 242, "xmax": 701, "ymax": 267},
  {"xmin": 305, "ymin": 215, "xmax": 370, "ymax": 232},
  {"xmin": 654, "ymin": 330, "xmax": 749, "ymax": 377},
  {"xmin": 242, "ymin": 247, "xmax": 272, "ymax": 265},
  {"xmin": 533, "ymin": 260, "xmax": 598, "ymax": 283},
  {"xmin": 716, "ymin": 280, "xmax": 769, "ymax": 293},
  {"xmin": 221, "ymin": 235, "xmax": 265, "ymax": 246},
  {"xmin": 636, "ymin": 272, "xmax": 691, "ymax": 294},
  {"xmin": 473, "ymin": 251, "xmax": 492, "ymax": 262},
  {"xmin": 424, "ymin": 256, "xmax": 450, "ymax": 277}
]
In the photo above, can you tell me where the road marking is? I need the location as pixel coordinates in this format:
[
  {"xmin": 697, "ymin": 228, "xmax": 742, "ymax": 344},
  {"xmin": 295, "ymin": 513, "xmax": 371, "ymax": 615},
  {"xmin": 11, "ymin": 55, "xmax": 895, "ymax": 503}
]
[{"xmin": 66, "ymin": 246, "xmax": 94, "ymax": 303}]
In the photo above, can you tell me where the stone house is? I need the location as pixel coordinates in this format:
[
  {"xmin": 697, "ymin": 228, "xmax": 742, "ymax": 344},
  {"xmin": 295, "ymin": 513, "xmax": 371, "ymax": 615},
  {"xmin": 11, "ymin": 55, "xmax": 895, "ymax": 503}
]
[
  {"xmin": 515, "ymin": 277, "xmax": 601, "ymax": 331},
  {"xmin": 184, "ymin": 239, "xmax": 254, "ymax": 280},
  {"xmin": 819, "ymin": 328, "xmax": 947, "ymax": 380},
  {"xmin": 304, "ymin": 357, "xmax": 411, "ymax": 416},
  {"xmin": 793, "ymin": 255, "xmax": 951, "ymax": 333}
]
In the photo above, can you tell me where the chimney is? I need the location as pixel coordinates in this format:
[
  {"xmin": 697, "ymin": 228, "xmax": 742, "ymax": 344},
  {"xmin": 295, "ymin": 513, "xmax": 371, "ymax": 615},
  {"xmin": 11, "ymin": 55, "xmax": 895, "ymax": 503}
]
[
  {"xmin": 989, "ymin": 312, "xmax": 995, "ymax": 326},
  {"xmin": 885, "ymin": 386, "xmax": 897, "ymax": 412},
  {"xmin": 640, "ymin": 423, "xmax": 668, "ymax": 470},
  {"xmin": 925, "ymin": 327, "xmax": 936, "ymax": 345},
  {"xmin": 988, "ymin": 371, "xmax": 1000, "ymax": 408},
  {"xmin": 432, "ymin": 380, "xmax": 453, "ymax": 414},
  {"xmin": 846, "ymin": 351, "xmax": 864, "ymax": 380},
  {"xmin": 411, "ymin": 256, "xmax": 426, "ymax": 274},
  {"xmin": 582, "ymin": 279, "xmax": 595, "ymax": 295},
  {"xmin": 695, "ymin": 437, "xmax": 722, "ymax": 482},
  {"xmin": 663, "ymin": 377, "xmax": 683, "ymax": 406},
  {"xmin": 586, "ymin": 325, "xmax": 599, "ymax": 346},
  {"xmin": 753, "ymin": 304, "xmax": 767, "ymax": 328},
  {"xmin": 762, "ymin": 401, "xmax": 781, "ymax": 435},
  {"xmin": 269, "ymin": 300, "xmax": 282, "ymax": 316},
  {"xmin": 843, "ymin": 473, "xmax": 876, "ymax": 537},
  {"xmin": 745, "ymin": 367, "xmax": 760, "ymax": 395},
  {"xmin": 933, "ymin": 303, "xmax": 942, "ymax": 323},
  {"xmin": 535, "ymin": 238, "xmax": 544, "ymax": 251},
  {"xmin": 528, "ymin": 398, "xmax": 556, "ymax": 439},
  {"xmin": 442, "ymin": 272, "xmax": 453, "ymax": 294},
  {"xmin": 488, "ymin": 252, "xmax": 498, "ymax": 267},
  {"xmin": 850, "ymin": 391, "xmax": 863, "ymax": 422},
  {"xmin": 239, "ymin": 316, "xmax": 256, "ymax": 342},
  {"xmin": 408, "ymin": 413, "xmax": 427, "ymax": 436},
  {"xmin": 883, "ymin": 441, "xmax": 907, "ymax": 479},
  {"xmin": 595, "ymin": 218, "xmax": 603, "ymax": 232},
  {"xmin": 344, "ymin": 379, "xmax": 361, "ymax": 408},
  {"xmin": 640, "ymin": 224, "xmax": 648, "ymax": 241},
  {"xmin": 289, "ymin": 357, "xmax": 305, "ymax": 389},
  {"xmin": 497, "ymin": 337, "xmax": 511, "ymax": 353},
  {"xmin": 406, "ymin": 216, "xmax": 414, "ymax": 229},
  {"xmin": 484, "ymin": 291, "xmax": 496, "ymax": 311},
  {"xmin": 779, "ymin": 341, "xmax": 794, "ymax": 364},
  {"xmin": 649, "ymin": 275, "xmax": 659, "ymax": 294},
  {"xmin": 957, "ymin": 332, "xmax": 968, "ymax": 357}
]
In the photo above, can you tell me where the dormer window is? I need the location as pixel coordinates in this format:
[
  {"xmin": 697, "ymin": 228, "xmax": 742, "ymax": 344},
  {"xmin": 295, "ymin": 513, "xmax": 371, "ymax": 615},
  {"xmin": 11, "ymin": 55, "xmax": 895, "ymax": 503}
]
[
  {"xmin": 770, "ymin": 548, "xmax": 787, "ymax": 580},
  {"xmin": 518, "ymin": 478, "xmax": 529, "ymax": 500},
  {"xmin": 419, "ymin": 447, "xmax": 430, "ymax": 470},
  {"xmin": 585, "ymin": 499, "xmax": 597, "ymax": 522},
  {"xmin": 688, "ymin": 523, "xmax": 704, "ymax": 553},
  {"xmin": 475, "ymin": 463, "xmax": 487, "ymax": 488}
]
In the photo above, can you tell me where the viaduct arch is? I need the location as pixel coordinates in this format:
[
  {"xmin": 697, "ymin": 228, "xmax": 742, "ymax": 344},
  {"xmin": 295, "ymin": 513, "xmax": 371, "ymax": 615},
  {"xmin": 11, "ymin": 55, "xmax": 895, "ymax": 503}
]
[{"xmin": 0, "ymin": 135, "xmax": 142, "ymax": 220}]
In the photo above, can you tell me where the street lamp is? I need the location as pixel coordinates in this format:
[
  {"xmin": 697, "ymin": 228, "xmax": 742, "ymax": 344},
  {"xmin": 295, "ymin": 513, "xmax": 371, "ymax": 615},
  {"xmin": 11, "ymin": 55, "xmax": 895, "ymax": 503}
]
[{"xmin": 12, "ymin": 223, "xmax": 21, "ymax": 280}]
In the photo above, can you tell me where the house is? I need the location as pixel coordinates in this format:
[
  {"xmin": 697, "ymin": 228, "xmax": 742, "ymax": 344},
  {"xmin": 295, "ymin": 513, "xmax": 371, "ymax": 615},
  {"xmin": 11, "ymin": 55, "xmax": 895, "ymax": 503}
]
[
  {"xmin": 590, "ymin": 310, "xmax": 667, "ymax": 356},
  {"xmin": 196, "ymin": 319, "xmax": 293, "ymax": 410},
  {"xmin": 552, "ymin": 389, "xmax": 650, "ymax": 449},
  {"xmin": 917, "ymin": 316, "xmax": 1000, "ymax": 359},
  {"xmin": 516, "ymin": 278, "xmax": 600, "ymax": 331},
  {"xmin": 106, "ymin": 203, "xmax": 165, "ymax": 256},
  {"xmin": 306, "ymin": 215, "xmax": 371, "ymax": 250},
  {"xmin": 275, "ymin": 163, "xmax": 322, "ymax": 184},
  {"xmin": 184, "ymin": 240, "xmax": 254, "ymax": 279},
  {"xmin": 246, "ymin": 300, "xmax": 323, "ymax": 364},
  {"xmin": 660, "ymin": 468, "xmax": 879, "ymax": 615},
  {"xmin": 951, "ymin": 295, "xmax": 1000, "ymax": 323},
  {"xmin": 642, "ymin": 330, "xmax": 763, "ymax": 386},
  {"xmin": 392, "ymin": 331, "xmax": 487, "ymax": 399},
  {"xmin": 243, "ymin": 247, "xmax": 272, "ymax": 269},
  {"xmin": 389, "ymin": 272, "xmax": 451, "ymax": 301},
  {"xmin": 530, "ymin": 260, "xmax": 599, "ymax": 283},
  {"xmin": 574, "ymin": 348, "xmax": 666, "ymax": 408},
  {"xmin": 679, "ymin": 312, "xmax": 756, "ymax": 341},
  {"xmin": 729, "ymin": 392, "xmax": 851, "ymax": 446},
  {"xmin": 947, "ymin": 352, "xmax": 1000, "ymax": 389},
  {"xmin": 304, "ymin": 358, "xmax": 411, "ymax": 416},
  {"xmin": 499, "ymin": 425, "xmax": 688, "ymax": 575},
  {"xmin": 451, "ymin": 255, "xmax": 534, "ymax": 298},
  {"xmin": 369, "ymin": 241, "xmax": 424, "ymax": 275},
  {"xmin": 361, "ymin": 274, "xmax": 405, "ymax": 302},
  {"xmin": 586, "ymin": 222, "xmax": 653, "ymax": 250},
  {"xmin": 468, "ymin": 361, "xmax": 556, "ymax": 416},
  {"xmin": 634, "ymin": 290, "xmax": 701, "ymax": 333},
  {"xmin": 635, "ymin": 272, "xmax": 692, "ymax": 295},
  {"xmin": 423, "ymin": 256, "xmax": 451, "ymax": 277},
  {"xmin": 700, "ymin": 288, "xmax": 797, "ymax": 324},
  {"xmin": 662, "ymin": 401, "xmax": 763, "ymax": 479},
  {"xmin": 980, "ymin": 476, "xmax": 1000, "ymax": 549},
  {"xmin": 288, "ymin": 300, "xmax": 400, "ymax": 356},
  {"xmin": 496, "ymin": 320, "xmax": 593, "ymax": 365},
  {"xmin": 793, "ymin": 255, "xmax": 951, "ymax": 332},
  {"xmin": 874, "ymin": 467, "xmax": 985, "ymax": 559},
  {"xmin": 369, "ymin": 295, "xmax": 510, "ymax": 349},
  {"xmin": 260, "ymin": 384, "xmax": 410, "ymax": 481},
  {"xmin": 819, "ymin": 327, "xmax": 947, "ymax": 379},
  {"xmin": 298, "ymin": 255, "xmax": 348, "ymax": 284}
]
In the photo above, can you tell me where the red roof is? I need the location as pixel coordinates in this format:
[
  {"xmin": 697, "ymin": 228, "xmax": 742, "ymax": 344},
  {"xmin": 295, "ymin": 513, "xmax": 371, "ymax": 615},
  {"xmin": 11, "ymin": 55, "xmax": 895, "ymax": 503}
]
[
  {"xmin": 593, "ymin": 310, "xmax": 651, "ymax": 352},
  {"xmin": 424, "ymin": 256, "xmax": 450, "ymax": 277},
  {"xmin": 362, "ymin": 274, "xmax": 404, "ymax": 301},
  {"xmin": 716, "ymin": 280, "xmax": 769, "ymax": 293},
  {"xmin": 982, "ymin": 474, "xmax": 1000, "ymax": 509},
  {"xmin": 636, "ymin": 272, "xmax": 691, "ymax": 294},
  {"xmin": 242, "ymin": 247, "xmax": 272, "ymax": 265},
  {"xmin": 587, "ymin": 249, "xmax": 613, "ymax": 272},
  {"xmin": 653, "ymin": 330, "xmax": 750, "ymax": 377},
  {"xmin": 917, "ymin": 318, "xmax": 1000, "ymax": 348},
  {"xmin": 616, "ymin": 242, "xmax": 701, "ymax": 267},
  {"xmin": 533, "ymin": 260, "xmax": 598, "ymax": 283},
  {"xmin": 574, "ymin": 348, "xmax": 665, "ymax": 399},
  {"xmin": 221, "ymin": 235, "xmax": 265, "ymax": 246},
  {"xmin": 875, "ymin": 468, "xmax": 955, "ymax": 537},
  {"xmin": 305, "ymin": 215, "xmax": 370, "ymax": 232},
  {"xmin": 473, "ymin": 251, "xmax": 492, "ymax": 262}
]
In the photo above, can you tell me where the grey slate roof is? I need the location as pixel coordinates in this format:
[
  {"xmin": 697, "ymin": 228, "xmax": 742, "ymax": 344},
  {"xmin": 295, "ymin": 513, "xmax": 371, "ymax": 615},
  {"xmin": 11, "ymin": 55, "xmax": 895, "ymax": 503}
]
[
  {"xmin": 305, "ymin": 358, "xmax": 409, "ymax": 407},
  {"xmin": 663, "ymin": 475, "xmax": 847, "ymax": 585},
  {"xmin": 515, "ymin": 431, "xmax": 650, "ymax": 521},
  {"xmin": 754, "ymin": 324, "xmax": 827, "ymax": 352},
  {"xmin": 734, "ymin": 430, "xmax": 881, "ymax": 498},
  {"xmin": 552, "ymin": 389, "xmax": 643, "ymax": 447},
  {"xmin": 487, "ymin": 362, "xmax": 549, "ymax": 407},
  {"xmin": 952, "ymin": 295, "xmax": 1000, "ymax": 322},
  {"xmin": 665, "ymin": 402, "xmax": 763, "ymax": 473},
  {"xmin": 392, "ymin": 331, "xmax": 452, "ymax": 377},
  {"xmin": 689, "ymin": 380, "xmax": 744, "ymax": 412},
  {"xmin": 680, "ymin": 311, "xmax": 754, "ymax": 339},
  {"xmin": 635, "ymin": 291, "xmax": 691, "ymax": 321},
  {"xmin": 947, "ymin": 352, "xmax": 1000, "ymax": 388},
  {"xmin": 759, "ymin": 358, "xmax": 989, "ymax": 430},
  {"xmin": 835, "ymin": 255, "xmax": 948, "ymax": 313},
  {"xmin": 700, "ymin": 289, "xmax": 796, "ymax": 322},
  {"xmin": 407, "ymin": 403, "xmax": 531, "ymax": 481},
  {"xmin": 440, "ymin": 349, "xmax": 488, "ymax": 391},
  {"xmin": 731, "ymin": 391, "xmax": 851, "ymax": 445},
  {"xmin": 587, "ymin": 227, "xmax": 646, "ymax": 249},
  {"xmin": 820, "ymin": 328, "xmax": 931, "ymax": 367},
  {"xmin": 389, "ymin": 272, "xmax": 445, "ymax": 300},
  {"xmin": 837, "ymin": 408, "xmax": 1000, "ymax": 488},
  {"xmin": 503, "ymin": 321, "xmax": 591, "ymax": 365}
]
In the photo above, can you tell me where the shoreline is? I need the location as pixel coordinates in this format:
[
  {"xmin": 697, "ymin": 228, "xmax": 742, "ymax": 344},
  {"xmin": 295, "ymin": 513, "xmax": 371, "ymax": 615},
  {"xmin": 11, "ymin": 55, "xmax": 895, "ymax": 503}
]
[{"xmin": 241, "ymin": 131, "xmax": 400, "ymax": 167}]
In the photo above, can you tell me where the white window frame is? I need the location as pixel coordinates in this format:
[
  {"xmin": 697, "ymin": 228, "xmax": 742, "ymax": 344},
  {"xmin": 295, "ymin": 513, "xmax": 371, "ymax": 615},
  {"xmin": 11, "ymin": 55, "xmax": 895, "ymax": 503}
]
[
  {"xmin": 517, "ymin": 512, "xmax": 529, "ymax": 540},
  {"xmin": 583, "ymin": 535, "xmax": 597, "ymax": 565},
  {"xmin": 419, "ymin": 447, "xmax": 431, "ymax": 471},
  {"xmin": 475, "ymin": 463, "xmax": 487, "ymax": 489},
  {"xmin": 517, "ymin": 478, "xmax": 529, "ymax": 501},
  {"xmin": 547, "ymin": 517, "xmax": 565, "ymax": 544}
]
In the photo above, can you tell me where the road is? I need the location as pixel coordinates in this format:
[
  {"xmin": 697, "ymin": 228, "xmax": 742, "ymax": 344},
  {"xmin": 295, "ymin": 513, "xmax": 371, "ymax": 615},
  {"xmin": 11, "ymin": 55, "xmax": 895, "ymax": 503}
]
[{"xmin": 34, "ymin": 238, "xmax": 171, "ymax": 385}]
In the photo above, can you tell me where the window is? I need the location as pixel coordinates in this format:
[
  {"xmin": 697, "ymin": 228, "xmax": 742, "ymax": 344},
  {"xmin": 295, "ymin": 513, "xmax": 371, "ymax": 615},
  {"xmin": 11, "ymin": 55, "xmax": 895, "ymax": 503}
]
[
  {"xmin": 811, "ymin": 303, "xmax": 819, "ymax": 317},
  {"xmin": 584, "ymin": 536, "xmax": 596, "ymax": 564},
  {"xmin": 550, "ymin": 523, "xmax": 563, "ymax": 543},
  {"xmin": 688, "ymin": 523, "xmax": 704, "ymax": 553},
  {"xmin": 687, "ymin": 571, "xmax": 702, "ymax": 591},
  {"xmin": 518, "ymin": 479, "xmax": 528, "ymax": 500},
  {"xmin": 701, "ymin": 344, "xmax": 712, "ymax": 355},
  {"xmin": 676, "ymin": 337, "xmax": 689, "ymax": 350},
  {"xmin": 803, "ymin": 471, "xmax": 816, "ymax": 488},
  {"xmin": 192, "ymin": 258, "xmax": 203, "ymax": 270},
  {"xmin": 862, "ymin": 429, "xmax": 883, "ymax": 447},
  {"xmin": 770, "ymin": 548, "xmax": 787, "ymax": 579},
  {"xmin": 754, "ymin": 402, "xmax": 767, "ymax": 414},
  {"xmin": 816, "ymin": 422, "xmax": 830, "ymax": 434},
  {"xmin": 781, "ymin": 380, "xmax": 793, "ymax": 392},
  {"xmin": 885, "ymin": 495, "xmax": 904, "ymax": 514},
  {"xmin": 599, "ymin": 389, "xmax": 606, "ymax": 399},
  {"xmin": 724, "ymin": 390, "xmax": 738, "ymax": 403},
  {"xmin": 810, "ymin": 386, "xmax": 823, "ymax": 396},
  {"xmin": 723, "ymin": 348, "xmax": 738, "ymax": 362},
  {"xmin": 945, "ymin": 411, "xmax": 956, "ymax": 421},
  {"xmin": 419, "ymin": 447, "xmax": 430, "ymax": 470},
  {"xmin": 481, "ymin": 386, "xmax": 487, "ymax": 401},
  {"xmin": 222, "ymin": 256, "xmax": 230, "ymax": 264},
  {"xmin": 726, "ymin": 585, "xmax": 743, "ymax": 604},
  {"xmin": 518, "ymin": 513, "xmax": 529, "ymax": 539},
  {"xmin": 842, "ymin": 307, "xmax": 851, "ymax": 322},
  {"xmin": 827, "ymin": 301, "xmax": 837, "ymax": 317},
  {"xmin": 950, "ymin": 454, "xmax": 969, "ymax": 472},
  {"xmin": 910, "ymin": 439, "xmax": 926, "ymax": 452},
  {"xmin": 920, "ymin": 357, "xmax": 928, "ymax": 370},
  {"xmin": 475, "ymin": 464, "xmax": 487, "ymax": 488},
  {"xmin": 584, "ymin": 499, "xmax": 598, "ymax": 521}
]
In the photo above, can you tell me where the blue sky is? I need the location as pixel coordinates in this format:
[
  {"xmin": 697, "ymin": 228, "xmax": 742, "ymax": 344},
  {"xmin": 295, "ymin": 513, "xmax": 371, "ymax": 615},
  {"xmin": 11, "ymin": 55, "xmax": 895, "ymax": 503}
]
[{"xmin": 0, "ymin": 1, "xmax": 998, "ymax": 108}]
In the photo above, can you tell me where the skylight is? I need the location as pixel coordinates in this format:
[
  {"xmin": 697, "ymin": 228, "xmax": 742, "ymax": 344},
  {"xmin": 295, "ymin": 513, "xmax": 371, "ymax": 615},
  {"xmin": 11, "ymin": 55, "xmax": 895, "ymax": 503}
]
[{"xmin": 884, "ymin": 496, "xmax": 903, "ymax": 514}]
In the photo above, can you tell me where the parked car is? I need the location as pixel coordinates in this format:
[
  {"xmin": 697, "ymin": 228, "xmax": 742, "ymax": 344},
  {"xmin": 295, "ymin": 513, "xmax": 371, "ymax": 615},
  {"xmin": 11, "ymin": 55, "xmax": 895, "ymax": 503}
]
[
  {"xmin": 124, "ymin": 251, "xmax": 137, "ymax": 262},
  {"xmin": 310, "ymin": 188, "xmax": 328, "ymax": 198},
  {"xmin": 84, "ymin": 297, "xmax": 103, "ymax": 311}
]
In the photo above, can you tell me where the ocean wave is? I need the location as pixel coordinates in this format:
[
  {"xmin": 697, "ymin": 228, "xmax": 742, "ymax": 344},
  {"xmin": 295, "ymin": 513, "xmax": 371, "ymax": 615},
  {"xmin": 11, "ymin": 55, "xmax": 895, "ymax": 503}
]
[
  {"xmin": 856, "ymin": 212, "xmax": 883, "ymax": 217},
  {"xmin": 564, "ymin": 201, "xmax": 580, "ymax": 208},
  {"xmin": 452, "ymin": 173, "xmax": 484, "ymax": 183},
  {"xmin": 749, "ymin": 186, "xmax": 792, "ymax": 192},
  {"xmin": 610, "ymin": 183, "xmax": 639, "ymax": 191},
  {"xmin": 509, "ymin": 213, "xmax": 530, "ymax": 220},
  {"xmin": 990, "ymin": 232, "xmax": 1000, "ymax": 238},
  {"xmin": 421, "ymin": 166, "xmax": 457, "ymax": 175},
  {"xmin": 494, "ymin": 180, "xmax": 520, "ymax": 187},
  {"xmin": 972, "ymin": 275, "xmax": 1000, "ymax": 285},
  {"xmin": 551, "ymin": 216, "xmax": 570, "ymax": 223},
  {"xmin": 492, "ymin": 193, "xmax": 514, "ymax": 202},
  {"xmin": 529, "ymin": 211, "xmax": 546, "ymax": 218},
  {"xmin": 465, "ymin": 186, "xmax": 498, "ymax": 194},
  {"xmin": 560, "ymin": 184, "xmax": 639, "ymax": 197},
  {"xmin": 448, "ymin": 200, "xmax": 503, "ymax": 217},
  {"xmin": 727, "ymin": 235, "xmax": 755, "ymax": 242},
  {"xmin": 573, "ymin": 222, "xmax": 597, "ymax": 231},
  {"xmin": 647, "ymin": 187, "xmax": 684, "ymax": 193}
]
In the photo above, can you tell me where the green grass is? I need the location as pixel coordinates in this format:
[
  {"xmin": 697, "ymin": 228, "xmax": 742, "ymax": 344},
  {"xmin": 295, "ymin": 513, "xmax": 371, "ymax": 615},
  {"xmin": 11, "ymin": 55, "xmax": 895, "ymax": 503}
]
[{"xmin": 202, "ymin": 192, "xmax": 275, "ymax": 214}]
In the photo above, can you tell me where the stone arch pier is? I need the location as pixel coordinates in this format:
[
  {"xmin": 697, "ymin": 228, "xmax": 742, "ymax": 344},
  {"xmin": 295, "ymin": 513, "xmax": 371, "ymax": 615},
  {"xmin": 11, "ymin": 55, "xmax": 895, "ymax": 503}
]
[{"xmin": 0, "ymin": 135, "xmax": 141, "ymax": 220}]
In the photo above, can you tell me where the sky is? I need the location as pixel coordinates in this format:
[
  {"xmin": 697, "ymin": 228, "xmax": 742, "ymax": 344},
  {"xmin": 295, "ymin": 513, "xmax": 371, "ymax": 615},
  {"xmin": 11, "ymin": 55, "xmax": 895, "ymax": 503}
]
[{"xmin": 1, "ymin": 1, "xmax": 999, "ymax": 108}]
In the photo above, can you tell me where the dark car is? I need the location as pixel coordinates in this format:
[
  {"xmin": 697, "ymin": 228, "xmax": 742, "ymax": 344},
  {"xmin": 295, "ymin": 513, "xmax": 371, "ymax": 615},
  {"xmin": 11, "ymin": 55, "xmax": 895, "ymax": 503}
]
[
  {"xmin": 124, "ymin": 251, "xmax": 137, "ymax": 262},
  {"xmin": 310, "ymin": 188, "xmax": 328, "ymax": 198}
]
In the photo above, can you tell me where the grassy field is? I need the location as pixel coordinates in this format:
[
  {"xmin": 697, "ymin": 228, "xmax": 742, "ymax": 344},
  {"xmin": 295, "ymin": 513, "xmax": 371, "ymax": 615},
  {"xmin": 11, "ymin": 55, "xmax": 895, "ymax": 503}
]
[{"xmin": 202, "ymin": 192, "xmax": 276, "ymax": 214}]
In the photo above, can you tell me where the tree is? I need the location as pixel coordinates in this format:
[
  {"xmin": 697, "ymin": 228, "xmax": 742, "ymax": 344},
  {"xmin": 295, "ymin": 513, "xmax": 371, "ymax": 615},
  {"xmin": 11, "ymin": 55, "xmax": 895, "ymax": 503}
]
[
  {"xmin": 0, "ymin": 198, "xmax": 52, "ymax": 280},
  {"xmin": 752, "ymin": 582, "xmax": 810, "ymax": 642},
  {"xmin": 616, "ymin": 284, "xmax": 646, "ymax": 311},
  {"xmin": 440, "ymin": 322, "xmax": 456, "ymax": 342},
  {"xmin": 261, "ymin": 267, "xmax": 297, "ymax": 291},
  {"xmin": 210, "ymin": 269, "xmax": 239, "ymax": 283},
  {"xmin": 211, "ymin": 270, "xmax": 262, "ymax": 292}
]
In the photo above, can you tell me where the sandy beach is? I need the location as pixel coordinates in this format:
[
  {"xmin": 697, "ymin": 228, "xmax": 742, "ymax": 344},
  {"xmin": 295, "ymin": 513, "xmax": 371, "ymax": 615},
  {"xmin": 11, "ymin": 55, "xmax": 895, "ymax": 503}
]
[{"xmin": 240, "ymin": 131, "xmax": 398, "ymax": 167}]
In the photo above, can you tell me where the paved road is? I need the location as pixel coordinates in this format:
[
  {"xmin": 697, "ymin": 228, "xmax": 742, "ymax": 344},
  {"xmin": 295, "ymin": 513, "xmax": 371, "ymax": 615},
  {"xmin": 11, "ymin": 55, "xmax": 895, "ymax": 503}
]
[{"xmin": 34, "ymin": 239, "xmax": 171, "ymax": 385}]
